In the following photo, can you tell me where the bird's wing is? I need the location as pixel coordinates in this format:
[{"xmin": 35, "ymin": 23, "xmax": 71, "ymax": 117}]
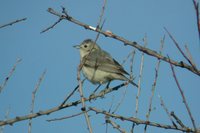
[{"xmin": 83, "ymin": 50, "xmax": 129, "ymax": 75}]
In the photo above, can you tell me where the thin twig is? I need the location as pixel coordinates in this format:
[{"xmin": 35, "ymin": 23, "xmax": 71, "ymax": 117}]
[
  {"xmin": 47, "ymin": 8, "xmax": 200, "ymax": 76},
  {"xmin": 47, "ymin": 110, "xmax": 88, "ymax": 122},
  {"xmin": 158, "ymin": 95, "xmax": 177, "ymax": 128},
  {"xmin": 144, "ymin": 36, "xmax": 164, "ymax": 132},
  {"xmin": 94, "ymin": 0, "xmax": 107, "ymax": 42},
  {"xmin": 105, "ymin": 96, "xmax": 115, "ymax": 133},
  {"xmin": 111, "ymin": 49, "xmax": 135, "ymax": 113},
  {"xmin": 94, "ymin": 19, "xmax": 106, "ymax": 43},
  {"xmin": 0, "ymin": 107, "xmax": 10, "ymax": 133},
  {"xmin": 108, "ymin": 96, "xmax": 114, "ymax": 113},
  {"xmin": 106, "ymin": 118, "xmax": 126, "ymax": 133},
  {"xmin": 96, "ymin": 0, "xmax": 107, "ymax": 29},
  {"xmin": 40, "ymin": 18, "xmax": 63, "ymax": 33},
  {"xmin": 129, "ymin": 48, "xmax": 136, "ymax": 133},
  {"xmin": 28, "ymin": 70, "xmax": 46, "ymax": 133},
  {"xmin": 121, "ymin": 50, "xmax": 135, "ymax": 66},
  {"xmin": 135, "ymin": 35, "xmax": 147, "ymax": 118},
  {"xmin": 0, "ymin": 58, "xmax": 22, "ymax": 93},
  {"xmin": 89, "ymin": 107, "xmax": 194, "ymax": 132},
  {"xmin": 112, "ymin": 87, "xmax": 127, "ymax": 114},
  {"xmin": 130, "ymin": 124, "xmax": 135, "ymax": 133},
  {"xmin": 77, "ymin": 64, "xmax": 93, "ymax": 133},
  {"xmin": 60, "ymin": 79, "xmax": 85, "ymax": 107},
  {"xmin": 61, "ymin": 6, "xmax": 68, "ymax": 16},
  {"xmin": 192, "ymin": 0, "xmax": 200, "ymax": 41},
  {"xmin": 168, "ymin": 56, "xmax": 197, "ymax": 131},
  {"xmin": 129, "ymin": 49, "xmax": 136, "ymax": 81},
  {"xmin": 77, "ymin": 64, "xmax": 92, "ymax": 133},
  {"xmin": 184, "ymin": 45, "xmax": 197, "ymax": 69},
  {"xmin": 164, "ymin": 27, "xmax": 197, "ymax": 71},
  {"xmin": 0, "ymin": 18, "xmax": 27, "ymax": 29},
  {"xmin": 170, "ymin": 111, "xmax": 186, "ymax": 128}
]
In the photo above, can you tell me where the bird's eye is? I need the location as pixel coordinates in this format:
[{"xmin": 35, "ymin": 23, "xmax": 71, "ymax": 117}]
[{"xmin": 84, "ymin": 45, "xmax": 88, "ymax": 48}]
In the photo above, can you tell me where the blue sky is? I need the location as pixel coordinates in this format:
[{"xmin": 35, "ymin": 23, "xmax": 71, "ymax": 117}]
[{"xmin": 0, "ymin": 0, "xmax": 200, "ymax": 133}]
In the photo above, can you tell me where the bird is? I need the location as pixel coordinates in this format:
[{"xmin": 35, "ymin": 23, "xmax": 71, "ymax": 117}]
[{"xmin": 74, "ymin": 39, "xmax": 137, "ymax": 88}]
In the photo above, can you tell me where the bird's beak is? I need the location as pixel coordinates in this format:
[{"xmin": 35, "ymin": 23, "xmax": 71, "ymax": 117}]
[{"xmin": 73, "ymin": 45, "xmax": 80, "ymax": 49}]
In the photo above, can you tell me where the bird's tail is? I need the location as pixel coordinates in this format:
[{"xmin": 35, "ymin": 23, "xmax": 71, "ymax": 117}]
[
  {"xmin": 124, "ymin": 76, "xmax": 138, "ymax": 88},
  {"xmin": 129, "ymin": 80, "xmax": 138, "ymax": 88}
]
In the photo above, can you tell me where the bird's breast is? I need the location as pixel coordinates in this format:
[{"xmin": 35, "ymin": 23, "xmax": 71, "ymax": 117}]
[{"xmin": 82, "ymin": 66, "xmax": 111, "ymax": 84}]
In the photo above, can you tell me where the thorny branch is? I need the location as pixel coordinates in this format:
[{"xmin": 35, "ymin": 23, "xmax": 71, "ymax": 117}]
[
  {"xmin": 89, "ymin": 107, "xmax": 194, "ymax": 132},
  {"xmin": 47, "ymin": 7, "xmax": 200, "ymax": 76},
  {"xmin": 0, "ymin": 82, "xmax": 128, "ymax": 126}
]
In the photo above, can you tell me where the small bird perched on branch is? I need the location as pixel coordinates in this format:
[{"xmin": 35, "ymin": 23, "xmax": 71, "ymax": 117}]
[{"xmin": 74, "ymin": 39, "xmax": 137, "ymax": 88}]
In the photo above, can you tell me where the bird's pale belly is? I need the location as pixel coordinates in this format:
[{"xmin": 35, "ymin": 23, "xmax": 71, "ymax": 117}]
[{"xmin": 82, "ymin": 66, "xmax": 111, "ymax": 84}]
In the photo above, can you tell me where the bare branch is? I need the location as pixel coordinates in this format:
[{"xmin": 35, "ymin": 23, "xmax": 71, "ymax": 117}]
[
  {"xmin": 121, "ymin": 50, "xmax": 135, "ymax": 66},
  {"xmin": 0, "ymin": 58, "xmax": 22, "ymax": 93},
  {"xmin": 96, "ymin": 0, "xmax": 107, "ymax": 29},
  {"xmin": 106, "ymin": 118, "xmax": 126, "ymax": 133},
  {"xmin": 184, "ymin": 45, "xmax": 197, "ymax": 69},
  {"xmin": 112, "ymin": 50, "xmax": 136, "ymax": 113},
  {"xmin": 60, "ymin": 79, "xmax": 86, "ymax": 107},
  {"xmin": 40, "ymin": 18, "xmax": 63, "ymax": 33},
  {"xmin": 112, "ymin": 87, "xmax": 127, "ymax": 114},
  {"xmin": 168, "ymin": 56, "xmax": 197, "ymax": 131},
  {"xmin": 164, "ymin": 27, "xmax": 197, "ymax": 71},
  {"xmin": 94, "ymin": 0, "xmax": 107, "ymax": 42},
  {"xmin": 135, "ymin": 35, "xmax": 147, "ymax": 117},
  {"xmin": 144, "ymin": 36, "xmax": 164, "ymax": 132},
  {"xmin": 89, "ymin": 107, "xmax": 194, "ymax": 132},
  {"xmin": 170, "ymin": 111, "xmax": 186, "ymax": 128},
  {"xmin": 77, "ymin": 64, "xmax": 93, "ymax": 133},
  {"xmin": 158, "ymin": 95, "xmax": 177, "ymax": 128},
  {"xmin": 47, "ymin": 8, "xmax": 200, "ymax": 76},
  {"xmin": 47, "ymin": 110, "xmax": 88, "ymax": 122},
  {"xmin": 0, "ymin": 107, "xmax": 10, "ymax": 133},
  {"xmin": 94, "ymin": 19, "xmax": 106, "ymax": 43},
  {"xmin": 192, "ymin": 0, "xmax": 200, "ymax": 41},
  {"xmin": 129, "ymin": 49, "xmax": 136, "ymax": 81},
  {"xmin": 0, "ymin": 82, "xmax": 127, "ymax": 126},
  {"xmin": 0, "ymin": 18, "xmax": 27, "ymax": 29},
  {"xmin": 28, "ymin": 70, "xmax": 46, "ymax": 133}
]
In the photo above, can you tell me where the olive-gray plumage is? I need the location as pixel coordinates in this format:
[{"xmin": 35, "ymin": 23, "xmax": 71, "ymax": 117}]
[{"xmin": 74, "ymin": 39, "xmax": 137, "ymax": 86}]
